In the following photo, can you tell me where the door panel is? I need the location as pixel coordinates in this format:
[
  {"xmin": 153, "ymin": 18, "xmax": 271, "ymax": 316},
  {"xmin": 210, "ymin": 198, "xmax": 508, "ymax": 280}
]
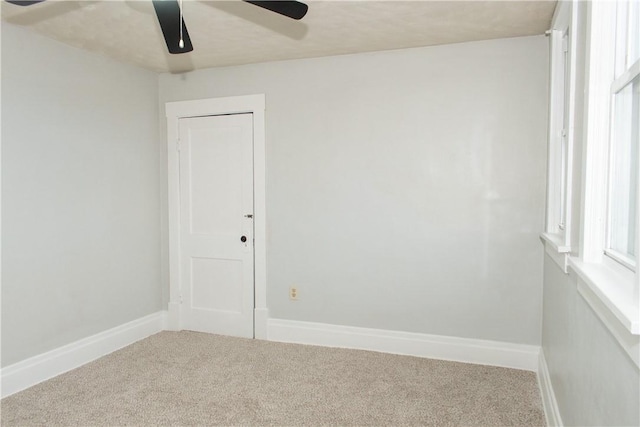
[
  {"xmin": 178, "ymin": 113, "xmax": 254, "ymax": 338},
  {"xmin": 188, "ymin": 132, "xmax": 243, "ymax": 235},
  {"xmin": 190, "ymin": 258, "xmax": 243, "ymax": 312}
]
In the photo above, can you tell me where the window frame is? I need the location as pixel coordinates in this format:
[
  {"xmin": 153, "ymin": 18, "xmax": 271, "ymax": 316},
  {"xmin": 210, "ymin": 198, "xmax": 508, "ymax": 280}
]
[
  {"xmin": 541, "ymin": 0, "xmax": 577, "ymax": 273},
  {"xmin": 604, "ymin": 57, "xmax": 639, "ymax": 272},
  {"xmin": 571, "ymin": 0, "xmax": 639, "ymax": 352}
]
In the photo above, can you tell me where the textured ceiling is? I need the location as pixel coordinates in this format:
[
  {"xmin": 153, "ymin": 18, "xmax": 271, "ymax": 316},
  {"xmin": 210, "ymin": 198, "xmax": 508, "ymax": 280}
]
[{"xmin": 2, "ymin": 0, "xmax": 556, "ymax": 74}]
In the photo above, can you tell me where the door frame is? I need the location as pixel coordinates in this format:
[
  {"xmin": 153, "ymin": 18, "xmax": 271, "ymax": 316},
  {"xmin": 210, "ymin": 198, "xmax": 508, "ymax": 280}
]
[{"xmin": 165, "ymin": 94, "xmax": 267, "ymax": 339}]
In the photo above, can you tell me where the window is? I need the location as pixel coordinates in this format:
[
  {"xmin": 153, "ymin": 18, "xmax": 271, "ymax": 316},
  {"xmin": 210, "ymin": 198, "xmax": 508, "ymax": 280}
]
[
  {"xmin": 541, "ymin": 1, "xmax": 576, "ymax": 271},
  {"xmin": 571, "ymin": 0, "xmax": 639, "ymax": 343},
  {"xmin": 605, "ymin": 1, "xmax": 639, "ymax": 271},
  {"xmin": 558, "ymin": 30, "xmax": 571, "ymax": 234}
]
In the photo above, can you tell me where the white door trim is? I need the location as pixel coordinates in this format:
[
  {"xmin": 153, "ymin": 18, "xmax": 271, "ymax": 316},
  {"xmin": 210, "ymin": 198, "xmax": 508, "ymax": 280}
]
[{"xmin": 165, "ymin": 94, "xmax": 267, "ymax": 339}]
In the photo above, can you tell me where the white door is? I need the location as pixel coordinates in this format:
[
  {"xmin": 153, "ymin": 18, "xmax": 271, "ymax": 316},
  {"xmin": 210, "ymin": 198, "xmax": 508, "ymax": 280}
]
[{"xmin": 178, "ymin": 113, "xmax": 254, "ymax": 338}]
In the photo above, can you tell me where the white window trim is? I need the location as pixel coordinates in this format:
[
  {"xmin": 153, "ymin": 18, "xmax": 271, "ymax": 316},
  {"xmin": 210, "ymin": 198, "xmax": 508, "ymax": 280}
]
[
  {"xmin": 571, "ymin": 257, "xmax": 638, "ymax": 334},
  {"xmin": 541, "ymin": 0, "xmax": 577, "ymax": 273},
  {"xmin": 571, "ymin": 257, "xmax": 639, "ymax": 367},
  {"xmin": 572, "ymin": 0, "xmax": 640, "ymax": 353}
]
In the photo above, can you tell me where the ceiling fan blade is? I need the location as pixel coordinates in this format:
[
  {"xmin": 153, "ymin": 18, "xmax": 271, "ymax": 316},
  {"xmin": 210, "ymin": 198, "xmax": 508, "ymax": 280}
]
[
  {"xmin": 152, "ymin": 0, "xmax": 193, "ymax": 54},
  {"xmin": 5, "ymin": 0, "xmax": 45, "ymax": 5},
  {"xmin": 243, "ymin": 1, "xmax": 308, "ymax": 20}
]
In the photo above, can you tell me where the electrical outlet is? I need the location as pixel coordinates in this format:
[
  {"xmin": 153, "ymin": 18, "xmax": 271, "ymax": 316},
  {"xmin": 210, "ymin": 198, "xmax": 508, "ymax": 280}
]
[{"xmin": 289, "ymin": 286, "xmax": 298, "ymax": 300}]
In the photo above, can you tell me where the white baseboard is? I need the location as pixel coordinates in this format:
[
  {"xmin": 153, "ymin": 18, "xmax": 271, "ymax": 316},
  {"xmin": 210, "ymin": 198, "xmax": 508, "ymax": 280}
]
[
  {"xmin": 267, "ymin": 318, "xmax": 540, "ymax": 371},
  {"xmin": 538, "ymin": 350, "xmax": 563, "ymax": 426},
  {"xmin": 1, "ymin": 311, "xmax": 167, "ymax": 398}
]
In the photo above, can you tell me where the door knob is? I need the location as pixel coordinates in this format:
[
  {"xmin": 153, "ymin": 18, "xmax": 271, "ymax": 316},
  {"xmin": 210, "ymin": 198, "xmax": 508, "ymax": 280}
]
[{"xmin": 240, "ymin": 236, "xmax": 247, "ymax": 243}]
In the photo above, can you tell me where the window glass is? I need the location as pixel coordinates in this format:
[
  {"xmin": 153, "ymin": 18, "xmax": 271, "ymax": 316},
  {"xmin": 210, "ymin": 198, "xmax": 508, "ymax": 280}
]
[
  {"xmin": 559, "ymin": 32, "xmax": 570, "ymax": 231},
  {"xmin": 608, "ymin": 75, "xmax": 638, "ymax": 264},
  {"xmin": 615, "ymin": 1, "xmax": 640, "ymax": 77},
  {"xmin": 626, "ymin": 0, "xmax": 639, "ymax": 68}
]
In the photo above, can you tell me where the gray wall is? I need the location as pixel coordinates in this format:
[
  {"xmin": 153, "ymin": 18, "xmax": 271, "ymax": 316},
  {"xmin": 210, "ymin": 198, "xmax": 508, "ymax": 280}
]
[
  {"xmin": 543, "ymin": 256, "xmax": 640, "ymax": 426},
  {"xmin": 541, "ymin": 2, "xmax": 640, "ymax": 425},
  {"xmin": 1, "ymin": 24, "xmax": 162, "ymax": 366},
  {"xmin": 159, "ymin": 35, "xmax": 549, "ymax": 345}
]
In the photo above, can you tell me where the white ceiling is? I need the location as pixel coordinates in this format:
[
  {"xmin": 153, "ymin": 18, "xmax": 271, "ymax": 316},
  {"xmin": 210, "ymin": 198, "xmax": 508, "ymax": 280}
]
[{"xmin": 2, "ymin": 0, "xmax": 556, "ymax": 74}]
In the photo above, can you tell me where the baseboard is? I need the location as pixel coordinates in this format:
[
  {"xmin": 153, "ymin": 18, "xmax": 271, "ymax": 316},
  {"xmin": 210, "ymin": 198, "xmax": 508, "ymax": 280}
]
[
  {"xmin": 537, "ymin": 350, "xmax": 563, "ymax": 426},
  {"xmin": 1, "ymin": 311, "xmax": 167, "ymax": 398},
  {"xmin": 267, "ymin": 318, "xmax": 540, "ymax": 371}
]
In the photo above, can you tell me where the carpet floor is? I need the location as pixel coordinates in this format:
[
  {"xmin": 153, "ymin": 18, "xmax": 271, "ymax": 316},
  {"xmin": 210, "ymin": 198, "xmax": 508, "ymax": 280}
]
[{"xmin": 1, "ymin": 331, "xmax": 545, "ymax": 426}]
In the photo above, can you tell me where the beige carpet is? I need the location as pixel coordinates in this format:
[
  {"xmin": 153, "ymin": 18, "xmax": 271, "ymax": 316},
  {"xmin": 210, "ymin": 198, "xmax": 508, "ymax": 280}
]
[{"xmin": 1, "ymin": 331, "xmax": 545, "ymax": 426}]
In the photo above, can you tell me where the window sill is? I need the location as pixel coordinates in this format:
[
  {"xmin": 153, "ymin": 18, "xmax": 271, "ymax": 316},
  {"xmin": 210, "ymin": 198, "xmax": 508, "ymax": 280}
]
[
  {"xmin": 568, "ymin": 257, "xmax": 639, "ymax": 367},
  {"xmin": 540, "ymin": 232, "xmax": 571, "ymax": 273}
]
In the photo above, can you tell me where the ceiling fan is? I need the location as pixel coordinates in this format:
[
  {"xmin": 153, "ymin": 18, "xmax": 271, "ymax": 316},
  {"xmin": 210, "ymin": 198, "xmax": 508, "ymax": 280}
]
[{"xmin": 5, "ymin": 0, "xmax": 309, "ymax": 54}]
